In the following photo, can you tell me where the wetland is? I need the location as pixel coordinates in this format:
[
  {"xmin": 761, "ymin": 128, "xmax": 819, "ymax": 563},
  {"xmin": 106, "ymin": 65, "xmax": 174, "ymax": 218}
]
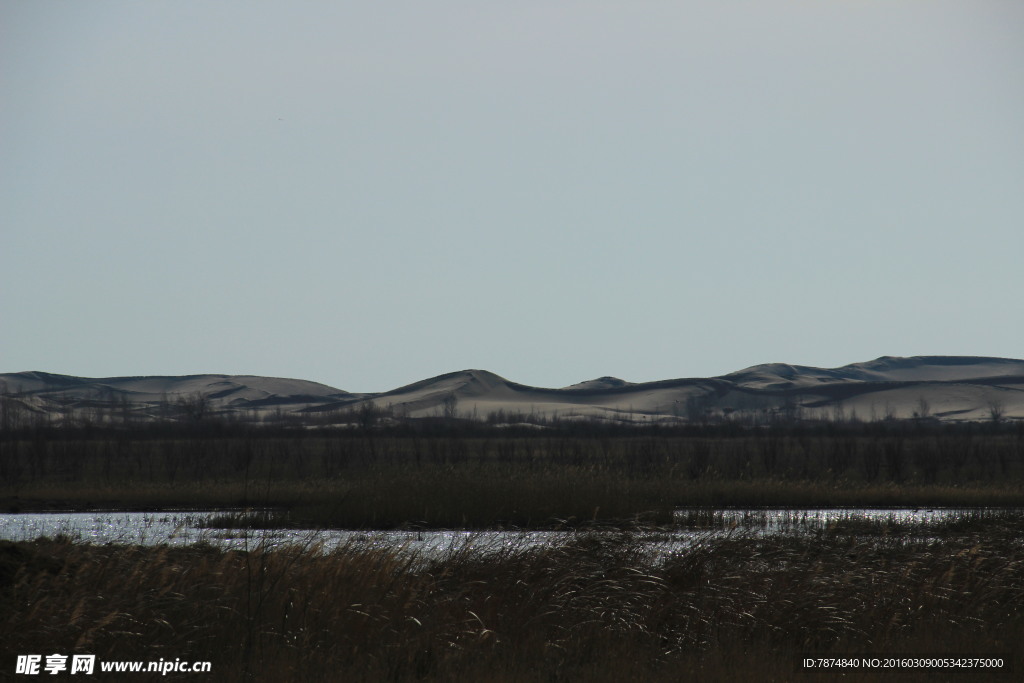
[{"xmin": 3, "ymin": 424, "xmax": 1023, "ymax": 680}]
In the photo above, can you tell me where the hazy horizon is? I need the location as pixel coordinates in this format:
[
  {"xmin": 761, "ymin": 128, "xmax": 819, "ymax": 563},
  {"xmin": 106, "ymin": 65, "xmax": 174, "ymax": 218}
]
[{"xmin": 4, "ymin": 2, "xmax": 1022, "ymax": 393}]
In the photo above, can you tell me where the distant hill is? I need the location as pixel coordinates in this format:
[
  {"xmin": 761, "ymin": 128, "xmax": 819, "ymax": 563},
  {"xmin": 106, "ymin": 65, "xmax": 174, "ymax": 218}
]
[
  {"xmin": 0, "ymin": 371, "xmax": 354, "ymax": 426},
  {"xmin": 2, "ymin": 356, "xmax": 1023, "ymax": 428}
]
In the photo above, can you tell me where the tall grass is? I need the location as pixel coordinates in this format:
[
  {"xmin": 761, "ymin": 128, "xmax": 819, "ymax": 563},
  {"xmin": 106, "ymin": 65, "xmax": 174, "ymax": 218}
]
[{"xmin": 3, "ymin": 521, "xmax": 1022, "ymax": 681}]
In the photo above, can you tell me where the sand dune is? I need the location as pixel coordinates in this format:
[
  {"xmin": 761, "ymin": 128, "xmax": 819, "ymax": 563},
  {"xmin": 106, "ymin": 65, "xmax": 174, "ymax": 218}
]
[
  {"xmin": 2, "ymin": 356, "xmax": 1022, "ymax": 426},
  {"xmin": 349, "ymin": 356, "xmax": 1024, "ymax": 424},
  {"xmin": 0, "ymin": 371, "xmax": 350, "ymax": 422}
]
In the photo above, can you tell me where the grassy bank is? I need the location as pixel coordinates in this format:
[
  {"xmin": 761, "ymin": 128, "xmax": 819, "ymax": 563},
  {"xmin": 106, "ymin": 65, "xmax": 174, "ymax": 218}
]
[{"xmin": 3, "ymin": 523, "xmax": 1022, "ymax": 681}]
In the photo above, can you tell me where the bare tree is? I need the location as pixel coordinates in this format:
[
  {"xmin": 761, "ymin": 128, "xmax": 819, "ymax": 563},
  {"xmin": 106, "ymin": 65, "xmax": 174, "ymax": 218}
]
[
  {"xmin": 0, "ymin": 383, "xmax": 22, "ymax": 432},
  {"xmin": 915, "ymin": 395, "xmax": 931, "ymax": 420},
  {"xmin": 779, "ymin": 393, "xmax": 803, "ymax": 425},
  {"xmin": 988, "ymin": 398, "xmax": 1006, "ymax": 425},
  {"xmin": 443, "ymin": 392, "xmax": 458, "ymax": 420},
  {"xmin": 358, "ymin": 400, "xmax": 380, "ymax": 430},
  {"xmin": 178, "ymin": 391, "xmax": 210, "ymax": 422}
]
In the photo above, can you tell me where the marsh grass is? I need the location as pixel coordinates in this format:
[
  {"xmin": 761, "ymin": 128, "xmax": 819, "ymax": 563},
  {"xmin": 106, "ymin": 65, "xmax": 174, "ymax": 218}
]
[
  {"xmin": 3, "ymin": 520, "xmax": 1023, "ymax": 682},
  {"xmin": 675, "ymin": 507, "xmax": 1024, "ymax": 537}
]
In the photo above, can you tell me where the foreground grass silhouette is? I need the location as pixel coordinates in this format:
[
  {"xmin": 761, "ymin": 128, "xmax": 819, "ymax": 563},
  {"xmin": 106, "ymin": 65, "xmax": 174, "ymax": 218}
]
[{"xmin": 3, "ymin": 521, "xmax": 1022, "ymax": 681}]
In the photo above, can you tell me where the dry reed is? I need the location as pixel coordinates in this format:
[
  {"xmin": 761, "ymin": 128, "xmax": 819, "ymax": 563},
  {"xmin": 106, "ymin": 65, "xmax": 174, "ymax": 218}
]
[{"xmin": 3, "ymin": 520, "xmax": 1023, "ymax": 681}]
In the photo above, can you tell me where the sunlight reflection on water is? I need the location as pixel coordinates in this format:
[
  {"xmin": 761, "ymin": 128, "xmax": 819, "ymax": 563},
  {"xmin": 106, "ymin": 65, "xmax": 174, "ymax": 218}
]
[{"xmin": 1, "ymin": 508, "xmax": 1020, "ymax": 559}]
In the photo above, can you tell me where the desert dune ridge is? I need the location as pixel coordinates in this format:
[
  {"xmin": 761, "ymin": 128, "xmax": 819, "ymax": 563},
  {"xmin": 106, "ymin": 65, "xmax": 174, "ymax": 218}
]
[{"xmin": 2, "ymin": 356, "xmax": 1022, "ymax": 426}]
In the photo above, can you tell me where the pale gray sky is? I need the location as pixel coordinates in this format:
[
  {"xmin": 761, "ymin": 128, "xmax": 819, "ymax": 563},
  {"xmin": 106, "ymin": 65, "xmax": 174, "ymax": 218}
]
[{"xmin": 3, "ymin": 1, "xmax": 1023, "ymax": 392}]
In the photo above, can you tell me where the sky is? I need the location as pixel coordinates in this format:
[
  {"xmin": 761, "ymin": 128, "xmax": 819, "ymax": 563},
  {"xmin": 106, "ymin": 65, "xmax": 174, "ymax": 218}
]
[{"xmin": 3, "ymin": 1, "xmax": 1023, "ymax": 392}]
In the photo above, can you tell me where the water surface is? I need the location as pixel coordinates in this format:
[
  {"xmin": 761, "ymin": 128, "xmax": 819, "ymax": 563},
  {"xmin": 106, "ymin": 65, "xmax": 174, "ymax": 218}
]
[{"xmin": 1, "ymin": 508, "xmax": 1017, "ymax": 559}]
